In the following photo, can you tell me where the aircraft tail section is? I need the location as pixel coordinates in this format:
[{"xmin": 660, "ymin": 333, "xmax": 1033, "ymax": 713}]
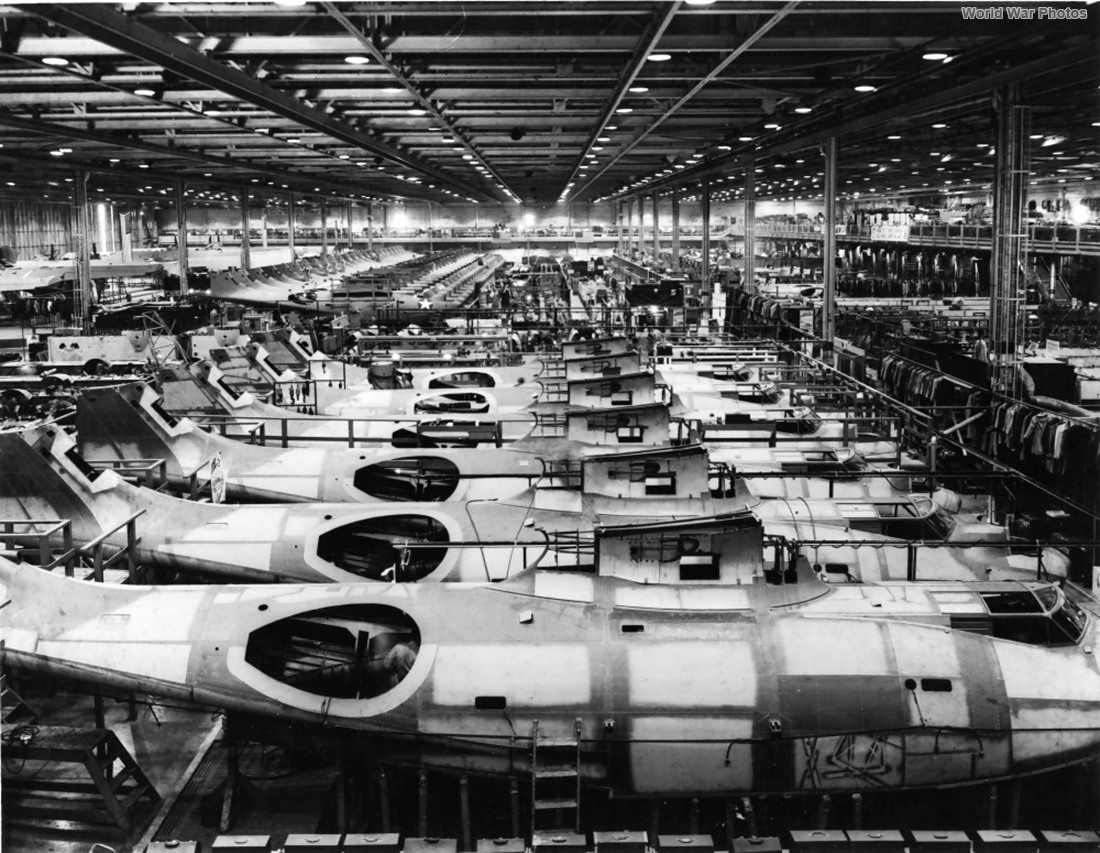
[
  {"xmin": 76, "ymin": 384, "xmax": 183, "ymax": 472},
  {"xmin": 0, "ymin": 428, "xmax": 104, "ymax": 536}
]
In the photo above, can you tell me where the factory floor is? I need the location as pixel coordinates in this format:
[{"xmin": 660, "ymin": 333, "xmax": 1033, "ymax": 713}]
[
  {"xmin": 6, "ymin": 679, "xmax": 1100, "ymax": 853},
  {"xmin": 1, "ymin": 682, "xmax": 219, "ymax": 853}
]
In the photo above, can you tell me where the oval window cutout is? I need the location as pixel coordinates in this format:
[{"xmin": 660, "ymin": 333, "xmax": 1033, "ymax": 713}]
[
  {"xmin": 428, "ymin": 372, "xmax": 495, "ymax": 389},
  {"xmin": 245, "ymin": 603, "xmax": 420, "ymax": 699},
  {"xmin": 413, "ymin": 393, "xmax": 491, "ymax": 415},
  {"xmin": 318, "ymin": 515, "xmax": 450, "ymax": 581},
  {"xmin": 354, "ymin": 456, "xmax": 461, "ymax": 502}
]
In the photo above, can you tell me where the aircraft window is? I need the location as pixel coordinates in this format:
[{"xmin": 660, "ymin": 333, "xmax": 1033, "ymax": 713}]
[
  {"xmin": 245, "ymin": 604, "xmax": 419, "ymax": 699},
  {"xmin": 918, "ymin": 510, "xmax": 956, "ymax": 539},
  {"xmin": 921, "ymin": 678, "xmax": 953, "ymax": 692},
  {"xmin": 262, "ymin": 340, "xmax": 305, "ymax": 372},
  {"xmin": 621, "ymin": 624, "xmax": 645, "ymax": 633},
  {"xmin": 475, "ymin": 696, "xmax": 507, "ymax": 710},
  {"xmin": 64, "ymin": 445, "xmax": 105, "ymax": 482},
  {"xmin": 413, "ymin": 393, "xmax": 491, "ymax": 415},
  {"xmin": 1051, "ymin": 595, "xmax": 1088, "ymax": 644},
  {"xmin": 982, "ymin": 591, "xmax": 1043, "ymax": 614},
  {"xmin": 1034, "ymin": 587, "xmax": 1059, "ymax": 611},
  {"xmin": 317, "ymin": 515, "xmax": 449, "ymax": 581},
  {"xmin": 679, "ymin": 556, "xmax": 719, "ymax": 581},
  {"xmin": 353, "ymin": 457, "xmax": 460, "ymax": 502},
  {"xmin": 145, "ymin": 398, "xmax": 180, "ymax": 427},
  {"xmin": 428, "ymin": 373, "xmax": 495, "ymax": 389},
  {"xmin": 991, "ymin": 616, "xmax": 1048, "ymax": 645}
]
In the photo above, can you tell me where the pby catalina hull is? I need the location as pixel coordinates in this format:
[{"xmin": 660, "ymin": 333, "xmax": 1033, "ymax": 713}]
[
  {"xmin": 3, "ymin": 428, "xmax": 743, "ymax": 584},
  {"xmin": 5, "ymin": 428, "xmax": 1063, "ymax": 586},
  {"xmin": 77, "ymin": 385, "xmax": 549, "ymax": 503},
  {"xmin": 155, "ymin": 363, "xmax": 539, "ymax": 444},
  {"xmin": 2, "ymin": 559, "xmax": 1099, "ymax": 796}
]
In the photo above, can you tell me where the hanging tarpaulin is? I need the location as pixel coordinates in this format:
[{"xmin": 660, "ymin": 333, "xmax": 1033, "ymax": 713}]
[{"xmin": 210, "ymin": 452, "xmax": 227, "ymax": 504}]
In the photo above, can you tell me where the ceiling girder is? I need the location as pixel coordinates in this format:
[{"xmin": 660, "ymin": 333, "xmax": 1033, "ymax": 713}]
[
  {"xmin": 575, "ymin": 1, "xmax": 799, "ymax": 200},
  {"xmin": 559, "ymin": 2, "xmax": 682, "ymax": 198},
  {"xmin": 18, "ymin": 3, "xmax": 492, "ymax": 201},
  {"xmin": 321, "ymin": 1, "xmax": 515, "ymax": 202}
]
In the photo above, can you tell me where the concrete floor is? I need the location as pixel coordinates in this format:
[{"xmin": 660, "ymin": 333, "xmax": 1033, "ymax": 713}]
[{"xmin": 2, "ymin": 684, "xmax": 220, "ymax": 853}]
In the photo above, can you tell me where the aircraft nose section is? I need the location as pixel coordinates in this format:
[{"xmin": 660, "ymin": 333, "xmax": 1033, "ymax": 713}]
[{"xmin": 995, "ymin": 640, "xmax": 1100, "ymax": 770}]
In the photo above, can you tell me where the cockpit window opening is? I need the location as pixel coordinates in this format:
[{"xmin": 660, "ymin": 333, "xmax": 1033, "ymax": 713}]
[
  {"xmin": 317, "ymin": 515, "xmax": 450, "ymax": 581},
  {"xmin": 353, "ymin": 457, "xmax": 461, "ymax": 502},
  {"xmin": 245, "ymin": 604, "xmax": 420, "ymax": 699}
]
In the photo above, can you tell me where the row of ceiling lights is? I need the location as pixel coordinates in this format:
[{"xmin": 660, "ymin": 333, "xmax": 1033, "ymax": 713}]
[{"xmin": 596, "ymin": 52, "xmax": 968, "ymax": 203}]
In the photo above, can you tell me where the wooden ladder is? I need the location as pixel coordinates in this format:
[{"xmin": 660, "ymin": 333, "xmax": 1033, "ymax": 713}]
[{"xmin": 530, "ymin": 717, "xmax": 581, "ymax": 835}]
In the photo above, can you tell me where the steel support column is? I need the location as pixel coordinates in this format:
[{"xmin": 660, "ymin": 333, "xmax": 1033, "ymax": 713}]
[
  {"xmin": 287, "ymin": 192, "xmax": 297, "ymax": 259},
  {"xmin": 175, "ymin": 180, "xmax": 189, "ymax": 296},
  {"xmin": 321, "ymin": 203, "xmax": 329, "ymax": 257},
  {"xmin": 617, "ymin": 202, "xmax": 625, "ymax": 254},
  {"xmin": 627, "ymin": 200, "xmax": 636, "ymax": 255},
  {"xmin": 990, "ymin": 83, "xmax": 1029, "ymax": 397},
  {"xmin": 75, "ymin": 170, "xmax": 92, "ymax": 330},
  {"xmin": 822, "ymin": 136, "xmax": 838, "ymax": 358},
  {"xmin": 671, "ymin": 187, "xmax": 681, "ymax": 267},
  {"xmin": 646, "ymin": 193, "xmax": 655, "ymax": 259},
  {"xmin": 701, "ymin": 177, "xmax": 711, "ymax": 292},
  {"xmin": 744, "ymin": 161, "xmax": 756, "ymax": 293},
  {"xmin": 260, "ymin": 197, "xmax": 269, "ymax": 249},
  {"xmin": 239, "ymin": 187, "xmax": 251, "ymax": 271}
]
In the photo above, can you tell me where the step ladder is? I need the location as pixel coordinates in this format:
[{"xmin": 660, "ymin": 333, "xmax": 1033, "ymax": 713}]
[
  {"xmin": 2, "ymin": 725, "xmax": 161, "ymax": 832},
  {"xmin": 0, "ymin": 673, "xmax": 37, "ymax": 724},
  {"xmin": 530, "ymin": 718, "xmax": 581, "ymax": 834}
]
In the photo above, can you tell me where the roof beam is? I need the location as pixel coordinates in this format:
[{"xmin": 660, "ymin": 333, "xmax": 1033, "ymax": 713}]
[
  {"xmin": 0, "ymin": 110, "xmax": 406, "ymax": 201},
  {"xmin": 574, "ymin": 1, "xmax": 799, "ymax": 200},
  {"xmin": 559, "ymin": 2, "xmax": 681, "ymax": 201},
  {"xmin": 320, "ymin": 1, "xmax": 515, "ymax": 203},
  {"xmin": 620, "ymin": 37, "xmax": 1096, "ymax": 201},
  {"xmin": 18, "ymin": 3, "xmax": 492, "ymax": 201}
]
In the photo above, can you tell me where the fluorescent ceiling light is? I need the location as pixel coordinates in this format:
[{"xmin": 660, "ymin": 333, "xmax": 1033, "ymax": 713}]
[
  {"xmin": 344, "ymin": 55, "xmax": 370, "ymax": 65},
  {"xmin": 647, "ymin": 53, "xmax": 671, "ymax": 62},
  {"xmin": 42, "ymin": 56, "xmax": 69, "ymax": 67},
  {"xmin": 854, "ymin": 85, "xmax": 876, "ymax": 93}
]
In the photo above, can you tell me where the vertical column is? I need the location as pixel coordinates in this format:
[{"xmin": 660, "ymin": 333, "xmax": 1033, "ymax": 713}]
[
  {"xmin": 427, "ymin": 201, "xmax": 434, "ymax": 253},
  {"xmin": 651, "ymin": 193, "xmax": 660, "ymax": 260},
  {"xmin": 239, "ymin": 187, "xmax": 251, "ymax": 271},
  {"xmin": 321, "ymin": 202, "xmax": 329, "ymax": 256},
  {"xmin": 617, "ymin": 202, "xmax": 625, "ymax": 253},
  {"xmin": 744, "ymin": 161, "xmax": 756, "ymax": 293},
  {"xmin": 260, "ymin": 196, "xmax": 269, "ymax": 249},
  {"xmin": 990, "ymin": 83, "xmax": 1029, "ymax": 397},
  {"xmin": 287, "ymin": 191, "xmax": 297, "ymax": 259},
  {"xmin": 626, "ymin": 200, "xmax": 635, "ymax": 254},
  {"xmin": 175, "ymin": 179, "xmax": 190, "ymax": 296},
  {"xmin": 822, "ymin": 136, "xmax": 838, "ymax": 355},
  {"xmin": 75, "ymin": 170, "xmax": 92, "ymax": 330},
  {"xmin": 671, "ymin": 187, "xmax": 681, "ymax": 267},
  {"xmin": 347, "ymin": 202, "xmax": 354, "ymax": 249},
  {"xmin": 367, "ymin": 201, "xmax": 374, "ymax": 252},
  {"xmin": 701, "ymin": 177, "xmax": 711, "ymax": 291}
]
